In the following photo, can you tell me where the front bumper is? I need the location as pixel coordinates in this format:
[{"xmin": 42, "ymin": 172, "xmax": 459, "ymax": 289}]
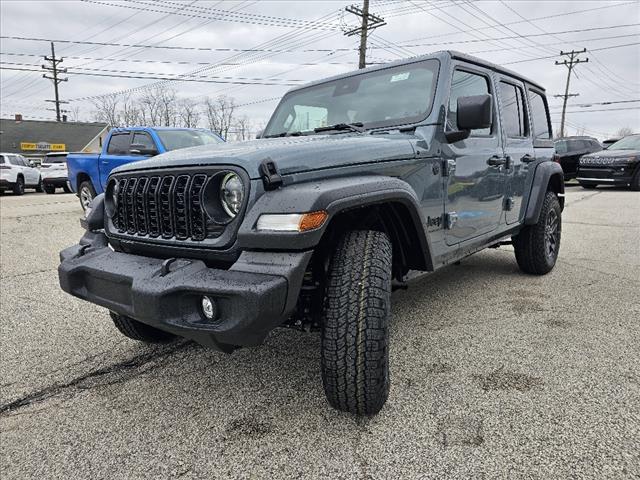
[
  {"xmin": 59, "ymin": 231, "xmax": 311, "ymax": 351},
  {"xmin": 577, "ymin": 165, "xmax": 636, "ymax": 185}
]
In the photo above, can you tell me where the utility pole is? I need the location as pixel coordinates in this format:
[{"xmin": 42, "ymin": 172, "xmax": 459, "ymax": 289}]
[
  {"xmin": 555, "ymin": 48, "xmax": 588, "ymax": 138},
  {"xmin": 344, "ymin": 1, "xmax": 386, "ymax": 69},
  {"xmin": 42, "ymin": 41, "xmax": 68, "ymax": 122}
]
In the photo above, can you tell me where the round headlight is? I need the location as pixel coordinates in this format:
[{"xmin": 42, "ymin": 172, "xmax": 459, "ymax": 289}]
[
  {"xmin": 220, "ymin": 172, "xmax": 244, "ymax": 217},
  {"xmin": 105, "ymin": 178, "xmax": 119, "ymax": 217}
]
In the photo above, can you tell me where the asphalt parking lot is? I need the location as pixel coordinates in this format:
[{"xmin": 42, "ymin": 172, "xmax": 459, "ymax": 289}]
[{"xmin": 1, "ymin": 186, "xmax": 638, "ymax": 479}]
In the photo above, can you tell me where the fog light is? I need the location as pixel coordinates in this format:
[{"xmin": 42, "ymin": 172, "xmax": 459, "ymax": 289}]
[{"xmin": 201, "ymin": 296, "xmax": 217, "ymax": 320}]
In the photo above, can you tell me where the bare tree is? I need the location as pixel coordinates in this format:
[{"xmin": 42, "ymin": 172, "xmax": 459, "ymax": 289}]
[
  {"xmin": 616, "ymin": 126, "xmax": 634, "ymax": 137},
  {"xmin": 92, "ymin": 96, "xmax": 120, "ymax": 127},
  {"xmin": 204, "ymin": 95, "xmax": 236, "ymax": 140},
  {"xmin": 69, "ymin": 105, "xmax": 81, "ymax": 122},
  {"xmin": 179, "ymin": 98, "xmax": 200, "ymax": 128},
  {"xmin": 233, "ymin": 115, "xmax": 251, "ymax": 141},
  {"xmin": 121, "ymin": 94, "xmax": 141, "ymax": 126}
]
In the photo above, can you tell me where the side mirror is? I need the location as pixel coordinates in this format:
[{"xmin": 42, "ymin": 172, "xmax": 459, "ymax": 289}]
[
  {"xmin": 445, "ymin": 94, "xmax": 493, "ymax": 144},
  {"xmin": 28, "ymin": 160, "xmax": 36, "ymax": 167},
  {"xmin": 130, "ymin": 144, "xmax": 158, "ymax": 156}
]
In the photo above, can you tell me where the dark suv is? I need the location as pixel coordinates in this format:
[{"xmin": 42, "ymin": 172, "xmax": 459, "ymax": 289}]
[
  {"xmin": 577, "ymin": 134, "xmax": 640, "ymax": 190},
  {"xmin": 554, "ymin": 136, "xmax": 602, "ymax": 180},
  {"xmin": 58, "ymin": 51, "xmax": 564, "ymax": 415}
]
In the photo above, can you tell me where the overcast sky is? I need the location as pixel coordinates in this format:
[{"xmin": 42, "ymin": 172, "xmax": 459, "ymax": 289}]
[{"xmin": 1, "ymin": 0, "xmax": 638, "ymax": 139}]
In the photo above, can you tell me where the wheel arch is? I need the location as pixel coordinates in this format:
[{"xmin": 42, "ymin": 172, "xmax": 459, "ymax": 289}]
[
  {"xmin": 76, "ymin": 172, "xmax": 93, "ymax": 192},
  {"xmin": 524, "ymin": 161, "xmax": 565, "ymax": 225},
  {"xmin": 237, "ymin": 175, "xmax": 434, "ymax": 273}
]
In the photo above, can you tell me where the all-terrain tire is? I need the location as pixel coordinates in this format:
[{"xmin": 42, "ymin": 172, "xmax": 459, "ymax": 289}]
[
  {"xmin": 321, "ymin": 230, "xmax": 392, "ymax": 416},
  {"xmin": 110, "ymin": 312, "xmax": 176, "ymax": 343},
  {"xmin": 513, "ymin": 191, "xmax": 561, "ymax": 275},
  {"xmin": 630, "ymin": 169, "xmax": 640, "ymax": 191},
  {"xmin": 13, "ymin": 176, "xmax": 25, "ymax": 195},
  {"xmin": 44, "ymin": 185, "xmax": 56, "ymax": 194}
]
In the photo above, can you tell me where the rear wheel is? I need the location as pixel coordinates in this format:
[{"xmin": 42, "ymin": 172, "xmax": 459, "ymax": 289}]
[
  {"xmin": 35, "ymin": 178, "xmax": 43, "ymax": 193},
  {"xmin": 321, "ymin": 230, "xmax": 392, "ymax": 416},
  {"xmin": 110, "ymin": 312, "xmax": 176, "ymax": 343},
  {"xmin": 44, "ymin": 184, "xmax": 56, "ymax": 194},
  {"xmin": 13, "ymin": 176, "xmax": 25, "ymax": 195},
  {"xmin": 513, "ymin": 191, "xmax": 561, "ymax": 275},
  {"xmin": 78, "ymin": 180, "xmax": 96, "ymax": 210}
]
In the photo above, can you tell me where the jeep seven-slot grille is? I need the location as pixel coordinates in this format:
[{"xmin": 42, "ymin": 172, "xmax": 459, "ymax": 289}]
[{"xmin": 112, "ymin": 173, "xmax": 212, "ymax": 241}]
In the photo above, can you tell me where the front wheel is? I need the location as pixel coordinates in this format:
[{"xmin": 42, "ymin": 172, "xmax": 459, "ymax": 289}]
[
  {"xmin": 630, "ymin": 170, "xmax": 640, "ymax": 191},
  {"xmin": 321, "ymin": 230, "xmax": 392, "ymax": 416},
  {"xmin": 513, "ymin": 192, "xmax": 561, "ymax": 275},
  {"xmin": 78, "ymin": 181, "xmax": 96, "ymax": 211},
  {"xmin": 110, "ymin": 312, "xmax": 176, "ymax": 343}
]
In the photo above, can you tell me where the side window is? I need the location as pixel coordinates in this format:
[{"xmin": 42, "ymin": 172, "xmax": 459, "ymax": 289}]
[
  {"xmin": 499, "ymin": 81, "xmax": 528, "ymax": 138},
  {"xmin": 131, "ymin": 132, "xmax": 156, "ymax": 150},
  {"xmin": 0, "ymin": 155, "xmax": 5, "ymax": 164},
  {"xmin": 107, "ymin": 133, "xmax": 131, "ymax": 155},
  {"xmin": 449, "ymin": 69, "xmax": 491, "ymax": 136},
  {"xmin": 528, "ymin": 90, "xmax": 552, "ymax": 141},
  {"xmin": 10, "ymin": 155, "xmax": 24, "ymax": 166}
]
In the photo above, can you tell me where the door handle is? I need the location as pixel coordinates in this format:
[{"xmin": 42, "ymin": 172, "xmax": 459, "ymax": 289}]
[
  {"xmin": 486, "ymin": 155, "xmax": 506, "ymax": 167},
  {"xmin": 521, "ymin": 154, "xmax": 535, "ymax": 163}
]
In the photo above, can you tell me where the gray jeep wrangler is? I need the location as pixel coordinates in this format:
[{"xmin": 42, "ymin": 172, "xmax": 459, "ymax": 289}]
[{"xmin": 59, "ymin": 51, "xmax": 564, "ymax": 415}]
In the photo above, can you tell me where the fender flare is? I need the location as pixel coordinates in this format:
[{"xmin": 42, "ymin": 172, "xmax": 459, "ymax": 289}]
[
  {"xmin": 237, "ymin": 175, "xmax": 434, "ymax": 271},
  {"xmin": 524, "ymin": 161, "xmax": 565, "ymax": 225}
]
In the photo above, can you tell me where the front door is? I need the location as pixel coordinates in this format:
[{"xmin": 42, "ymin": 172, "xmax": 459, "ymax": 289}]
[
  {"xmin": 444, "ymin": 67, "xmax": 506, "ymax": 245},
  {"xmin": 496, "ymin": 77, "xmax": 534, "ymax": 224},
  {"xmin": 99, "ymin": 132, "xmax": 132, "ymax": 189}
]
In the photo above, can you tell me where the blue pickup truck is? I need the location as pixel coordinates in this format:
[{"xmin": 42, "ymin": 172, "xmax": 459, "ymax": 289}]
[{"xmin": 67, "ymin": 126, "xmax": 223, "ymax": 210}]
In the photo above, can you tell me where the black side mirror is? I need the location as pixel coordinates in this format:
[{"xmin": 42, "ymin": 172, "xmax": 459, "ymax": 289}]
[
  {"xmin": 130, "ymin": 144, "xmax": 158, "ymax": 156},
  {"xmin": 445, "ymin": 94, "xmax": 493, "ymax": 143}
]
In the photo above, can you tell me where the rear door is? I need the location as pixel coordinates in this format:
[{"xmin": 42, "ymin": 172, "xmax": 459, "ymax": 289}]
[
  {"xmin": 496, "ymin": 77, "xmax": 534, "ymax": 224},
  {"xmin": 19, "ymin": 155, "xmax": 40, "ymax": 184},
  {"xmin": 99, "ymin": 132, "xmax": 132, "ymax": 189},
  {"xmin": 444, "ymin": 65, "xmax": 506, "ymax": 245},
  {"xmin": 527, "ymin": 89, "xmax": 554, "ymax": 162}
]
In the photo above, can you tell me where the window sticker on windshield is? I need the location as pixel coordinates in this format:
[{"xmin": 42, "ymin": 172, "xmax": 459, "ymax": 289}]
[{"xmin": 390, "ymin": 72, "xmax": 410, "ymax": 82}]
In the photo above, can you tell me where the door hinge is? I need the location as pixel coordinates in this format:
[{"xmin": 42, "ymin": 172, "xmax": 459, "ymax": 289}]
[
  {"xmin": 445, "ymin": 212, "xmax": 458, "ymax": 230},
  {"xmin": 442, "ymin": 159, "xmax": 455, "ymax": 177}
]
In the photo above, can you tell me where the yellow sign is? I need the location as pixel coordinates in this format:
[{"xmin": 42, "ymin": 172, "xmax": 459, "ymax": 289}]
[{"xmin": 20, "ymin": 142, "xmax": 66, "ymax": 151}]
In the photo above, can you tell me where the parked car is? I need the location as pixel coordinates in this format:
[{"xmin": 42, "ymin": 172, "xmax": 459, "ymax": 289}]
[
  {"xmin": 59, "ymin": 51, "xmax": 564, "ymax": 415},
  {"xmin": 40, "ymin": 152, "xmax": 72, "ymax": 194},
  {"xmin": 0, "ymin": 153, "xmax": 43, "ymax": 195},
  {"xmin": 553, "ymin": 136, "xmax": 602, "ymax": 180},
  {"xmin": 66, "ymin": 127, "xmax": 224, "ymax": 210},
  {"xmin": 577, "ymin": 133, "xmax": 640, "ymax": 190}
]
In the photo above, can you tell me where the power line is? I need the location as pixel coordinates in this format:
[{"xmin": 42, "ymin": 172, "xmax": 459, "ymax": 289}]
[
  {"xmin": 41, "ymin": 42, "xmax": 68, "ymax": 121},
  {"xmin": 344, "ymin": 0, "xmax": 386, "ymax": 69},
  {"xmin": 554, "ymin": 49, "xmax": 589, "ymax": 137}
]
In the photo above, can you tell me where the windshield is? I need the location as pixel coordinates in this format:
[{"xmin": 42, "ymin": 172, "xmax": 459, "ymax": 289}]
[
  {"xmin": 43, "ymin": 156, "xmax": 67, "ymax": 164},
  {"xmin": 156, "ymin": 130, "xmax": 223, "ymax": 151},
  {"xmin": 607, "ymin": 134, "xmax": 640, "ymax": 151},
  {"xmin": 264, "ymin": 59, "xmax": 440, "ymax": 137}
]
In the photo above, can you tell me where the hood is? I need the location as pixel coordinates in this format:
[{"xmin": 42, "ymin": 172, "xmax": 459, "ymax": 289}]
[
  {"xmin": 582, "ymin": 149, "xmax": 640, "ymax": 159},
  {"xmin": 113, "ymin": 133, "xmax": 416, "ymax": 178}
]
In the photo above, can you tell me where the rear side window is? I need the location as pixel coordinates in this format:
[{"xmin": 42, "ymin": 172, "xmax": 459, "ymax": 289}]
[
  {"xmin": 528, "ymin": 90, "xmax": 551, "ymax": 140},
  {"xmin": 499, "ymin": 81, "xmax": 528, "ymax": 138},
  {"xmin": 107, "ymin": 133, "xmax": 131, "ymax": 155},
  {"xmin": 9, "ymin": 155, "xmax": 24, "ymax": 166},
  {"xmin": 449, "ymin": 69, "xmax": 491, "ymax": 136},
  {"xmin": 131, "ymin": 132, "xmax": 156, "ymax": 150}
]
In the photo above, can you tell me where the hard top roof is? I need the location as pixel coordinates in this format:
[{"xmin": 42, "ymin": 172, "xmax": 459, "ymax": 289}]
[{"xmin": 287, "ymin": 50, "xmax": 545, "ymax": 93}]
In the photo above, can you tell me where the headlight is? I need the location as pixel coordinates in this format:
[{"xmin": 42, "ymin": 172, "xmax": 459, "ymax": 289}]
[
  {"xmin": 220, "ymin": 172, "xmax": 244, "ymax": 217},
  {"xmin": 614, "ymin": 156, "xmax": 636, "ymax": 165}
]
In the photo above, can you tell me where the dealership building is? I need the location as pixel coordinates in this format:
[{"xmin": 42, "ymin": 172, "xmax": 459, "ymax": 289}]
[{"xmin": 0, "ymin": 115, "xmax": 109, "ymax": 162}]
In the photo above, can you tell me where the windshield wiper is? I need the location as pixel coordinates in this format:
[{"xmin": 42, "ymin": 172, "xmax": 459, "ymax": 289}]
[{"xmin": 314, "ymin": 122, "xmax": 365, "ymax": 134}]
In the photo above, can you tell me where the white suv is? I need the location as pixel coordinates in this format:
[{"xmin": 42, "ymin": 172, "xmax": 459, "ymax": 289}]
[
  {"xmin": 0, "ymin": 153, "xmax": 43, "ymax": 195},
  {"xmin": 40, "ymin": 152, "xmax": 72, "ymax": 194}
]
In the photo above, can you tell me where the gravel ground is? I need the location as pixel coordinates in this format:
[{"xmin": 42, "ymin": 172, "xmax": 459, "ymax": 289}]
[{"xmin": 1, "ymin": 186, "xmax": 638, "ymax": 479}]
